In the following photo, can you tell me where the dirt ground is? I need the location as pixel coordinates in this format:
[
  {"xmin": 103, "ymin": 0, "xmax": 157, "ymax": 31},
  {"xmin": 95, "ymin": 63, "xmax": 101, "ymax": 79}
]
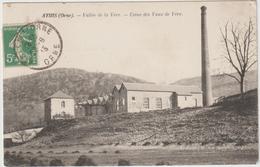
[{"xmin": 5, "ymin": 144, "xmax": 258, "ymax": 166}]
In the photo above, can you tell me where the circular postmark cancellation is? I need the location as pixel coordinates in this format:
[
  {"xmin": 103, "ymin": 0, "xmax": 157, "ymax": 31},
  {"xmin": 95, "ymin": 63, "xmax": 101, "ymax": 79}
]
[{"xmin": 14, "ymin": 21, "xmax": 63, "ymax": 70}]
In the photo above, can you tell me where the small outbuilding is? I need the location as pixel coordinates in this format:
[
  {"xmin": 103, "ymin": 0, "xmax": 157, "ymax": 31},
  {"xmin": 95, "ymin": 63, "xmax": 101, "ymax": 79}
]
[{"xmin": 44, "ymin": 91, "xmax": 75, "ymax": 122}]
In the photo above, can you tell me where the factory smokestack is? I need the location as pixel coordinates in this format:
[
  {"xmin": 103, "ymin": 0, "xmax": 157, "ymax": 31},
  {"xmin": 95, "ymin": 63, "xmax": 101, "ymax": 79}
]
[{"xmin": 201, "ymin": 6, "xmax": 213, "ymax": 106}]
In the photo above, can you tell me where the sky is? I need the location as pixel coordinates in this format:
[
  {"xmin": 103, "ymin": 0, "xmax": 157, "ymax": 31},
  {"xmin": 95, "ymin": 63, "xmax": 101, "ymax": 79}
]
[{"xmin": 3, "ymin": 0, "xmax": 257, "ymax": 83}]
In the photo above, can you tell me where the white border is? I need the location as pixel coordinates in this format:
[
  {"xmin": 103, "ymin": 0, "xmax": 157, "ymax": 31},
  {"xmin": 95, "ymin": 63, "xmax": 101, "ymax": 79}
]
[{"xmin": 0, "ymin": 0, "xmax": 259, "ymax": 167}]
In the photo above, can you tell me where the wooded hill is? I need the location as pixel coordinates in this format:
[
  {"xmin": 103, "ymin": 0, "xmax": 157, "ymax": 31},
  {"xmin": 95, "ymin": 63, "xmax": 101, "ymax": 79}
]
[{"xmin": 4, "ymin": 68, "xmax": 146, "ymax": 132}]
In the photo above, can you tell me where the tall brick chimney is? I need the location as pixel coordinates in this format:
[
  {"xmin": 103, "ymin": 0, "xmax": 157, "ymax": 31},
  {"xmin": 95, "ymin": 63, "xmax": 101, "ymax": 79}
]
[{"xmin": 201, "ymin": 6, "xmax": 213, "ymax": 106}]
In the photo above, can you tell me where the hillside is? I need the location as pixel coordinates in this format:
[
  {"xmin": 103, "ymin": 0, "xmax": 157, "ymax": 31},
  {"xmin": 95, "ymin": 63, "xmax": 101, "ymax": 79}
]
[
  {"xmin": 4, "ymin": 68, "xmax": 146, "ymax": 133},
  {"xmin": 21, "ymin": 89, "xmax": 258, "ymax": 148},
  {"xmin": 4, "ymin": 68, "xmax": 257, "ymax": 133},
  {"xmin": 173, "ymin": 70, "xmax": 257, "ymax": 98}
]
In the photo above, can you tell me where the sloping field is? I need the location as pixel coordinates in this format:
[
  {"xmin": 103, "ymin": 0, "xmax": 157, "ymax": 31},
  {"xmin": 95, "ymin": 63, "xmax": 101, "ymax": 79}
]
[
  {"xmin": 23, "ymin": 95, "xmax": 257, "ymax": 148},
  {"xmin": 5, "ymin": 90, "xmax": 258, "ymax": 166}
]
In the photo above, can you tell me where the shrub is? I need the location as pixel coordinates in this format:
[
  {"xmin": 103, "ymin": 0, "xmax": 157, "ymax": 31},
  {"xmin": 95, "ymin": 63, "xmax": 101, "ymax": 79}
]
[
  {"xmin": 5, "ymin": 153, "xmax": 30, "ymax": 166},
  {"xmin": 37, "ymin": 151, "xmax": 42, "ymax": 154},
  {"xmin": 162, "ymin": 141, "xmax": 171, "ymax": 146},
  {"xmin": 49, "ymin": 158, "xmax": 64, "ymax": 166},
  {"xmin": 114, "ymin": 142, "xmax": 120, "ymax": 146},
  {"xmin": 48, "ymin": 151, "xmax": 54, "ymax": 154},
  {"xmin": 115, "ymin": 150, "xmax": 120, "ymax": 154},
  {"xmin": 30, "ymin": 157, "xmax": 44, "ymax": 166},
  {"xmin": 18, "ymin": 151, "xmax": 23, "ymax": 154},
  {"xmin": 235, "ymin": 139, "xmax": 246, "ymax": 146},
  {"xmin": 118, "ymin": 159, "xmax": 131, "ymax": 166},
  {"xmin": 102, "ymin": 150, "xmax": 107, "ymax": 153},
  {"xmin": 142, "ymin": 142, "xmax": 151, "ymax": 146},
  {"xmin": 215, "ymin": 141, "xmax": 224, "ymax": 146},
  {"xmin": 26, "ymin": 151, "xmax": 33, "ymax": 154},
  {"xmin": 4, "ymin": 151, "xmax": 10, "ymax": 158},
  {"xmin": 201, "ymin": 141, "xmax": 208, "ymax": 146},
  {"xmin": 72, "ymin": 150, "xmax": 80, "ymax": 153},
  {"xmin": 63, "ymin": 150, "xmax": 68, "ymax": 154},
  {"xmin": 11, "ymin": 151, "xmax": 16, "ymax": 154},
  {"xmin": 88, "ymin": 150, "xmax": 93, "ymax": 153},
  {"xmin": 155, "ymin": 161, "xmax": 170, "ymax": 165},
  {"xmin": 75, "ymin": 155, "xmax": 97, "ymax": 166},
  {"xmin": 130, "ymin": 142, "xmax": 136, "ymax": 146}
]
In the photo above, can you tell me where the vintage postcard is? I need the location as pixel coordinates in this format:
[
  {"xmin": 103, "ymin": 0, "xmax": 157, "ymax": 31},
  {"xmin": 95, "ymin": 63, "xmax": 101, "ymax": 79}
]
[{"xmin": 1, "ymin": 0, "xmax": 259, "ymax": 166}]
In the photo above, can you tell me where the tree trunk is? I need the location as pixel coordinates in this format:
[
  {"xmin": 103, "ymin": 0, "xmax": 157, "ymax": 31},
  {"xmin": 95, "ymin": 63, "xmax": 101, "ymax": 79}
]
[{"xmin": 240, "ymin": 77, "xmax": 245, "ymax": 101}]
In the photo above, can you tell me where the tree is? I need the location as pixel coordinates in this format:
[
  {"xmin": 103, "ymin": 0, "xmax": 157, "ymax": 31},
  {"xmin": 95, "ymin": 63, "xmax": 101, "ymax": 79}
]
[
  {"xmin": 220, "ymin": 19, "xmax": 257, "ymax": 100},
  {"xmin": 12, "ymin": 130, "xmax": 31, "ymax": 143}
]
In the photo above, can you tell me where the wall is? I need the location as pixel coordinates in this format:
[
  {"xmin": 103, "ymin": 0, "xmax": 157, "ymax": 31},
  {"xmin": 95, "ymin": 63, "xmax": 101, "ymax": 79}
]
[
  {"xmin": 112, "ymin": 89, "xmax": 120, "ymax": 113},
  {"xmin": 118, "ymin": 85, "xmax": 128, "ymax": 112},
  {"xmin": 177, "ymin": 93, "xmax": 203, "ymax": 108},
  {"xmin": 127, "ymin": 91, "xmax": 173, "ymax": 113},
  {"xmin": 177, "ymin": 95, "xmax": 194, "ymax": 108},
  {"xmin": 192, "ymin": 93, "xmax": 203, "ymax": 107},
  {"xmin": 83, "ymin": 105, "xmax": 107, "ymax": 116},
  {"xmin": 50, "ymin": 98, "xmax": 75, "ymax": 119},
  {"xmin": 44, "ymin": 99, "xmax": 51, "ymax": 121}
]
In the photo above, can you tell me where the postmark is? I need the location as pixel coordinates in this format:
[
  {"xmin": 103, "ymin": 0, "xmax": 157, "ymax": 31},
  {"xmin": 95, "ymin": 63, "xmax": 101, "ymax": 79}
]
[{"xmin": 13, "ymin": 21, "xmax": 63, "ymax": 70}]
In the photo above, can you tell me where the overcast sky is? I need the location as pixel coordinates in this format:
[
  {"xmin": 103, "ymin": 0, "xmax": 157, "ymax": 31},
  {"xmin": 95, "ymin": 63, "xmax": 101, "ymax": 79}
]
[{"xmin": 3, "ymin": 1, "xmax": 256, "ymax": 83}]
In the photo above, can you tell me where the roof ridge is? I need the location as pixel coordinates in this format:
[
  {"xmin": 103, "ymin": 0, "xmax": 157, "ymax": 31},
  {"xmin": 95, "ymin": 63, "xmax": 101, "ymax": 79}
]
[
  {"xmin": 45, "ymin": 90, "xmax": 73, "ymax": 100},
  {"xmin": 122, "ymin": 82, "xmax": 201, "ymax": 94}
]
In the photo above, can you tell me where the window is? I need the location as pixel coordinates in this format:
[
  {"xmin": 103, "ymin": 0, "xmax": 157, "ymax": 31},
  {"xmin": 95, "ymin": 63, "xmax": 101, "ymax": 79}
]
[
  {"xmin": 156, "ymin": 98, "xmax": 162, "ymax": 109},
  {"xmin": 132, "ymin": 97, "xmax": 136, "ymax": 101},
  {"xmin": 185, "ymin": 96, "xmax": 187, "ymax": 101},
  {"xmin": 116, "ymin": 100, "xmax": 119, "ymax": 111},
  {"xmin": 143, "ymin": 97, "xmax": 149, "ymax": 109},
  {"xmin": 61, "ymin": 101, "xmax": 65, "ymax": 108},
  {"xmin": 122, "ymin": 98, "xmax": 125, "ymax": 106}
]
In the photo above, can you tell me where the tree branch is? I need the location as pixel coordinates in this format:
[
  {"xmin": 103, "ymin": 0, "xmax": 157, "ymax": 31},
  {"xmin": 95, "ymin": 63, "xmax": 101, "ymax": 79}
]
[{"xmin": 224, "ymin": 73, "xmax": 240, "ymax": 83}]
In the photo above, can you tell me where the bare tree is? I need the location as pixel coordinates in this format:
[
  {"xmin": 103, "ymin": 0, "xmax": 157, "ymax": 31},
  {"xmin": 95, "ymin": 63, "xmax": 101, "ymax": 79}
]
[
  {"xmin": 12, "ymin": 130, "xmax": 31, "ymax": 143},
  {"xmin": 220, "ymin": 19, "xmax": 257, "ymax": 100}
]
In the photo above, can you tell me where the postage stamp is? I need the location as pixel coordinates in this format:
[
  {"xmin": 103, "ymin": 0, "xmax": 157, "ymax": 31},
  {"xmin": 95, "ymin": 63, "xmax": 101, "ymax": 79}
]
[
  {"xmin": 4, "ymin": 21, "xmax": 63, "ymax": 70},
  {"xmin": 2, "ymin": 1, "xmax": 258, "ymax": 166},
  {"xmin": 3, "ymin": 25, "xmax": 37, "ymax": 67}
]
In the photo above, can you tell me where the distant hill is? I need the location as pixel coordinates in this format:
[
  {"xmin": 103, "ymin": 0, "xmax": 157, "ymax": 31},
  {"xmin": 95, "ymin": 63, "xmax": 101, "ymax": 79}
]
[
  {"xmin": 4, "ymin": 68, "xmax": 146, "ymax": 133},
  {"xmin": 173, "ymin": 70, "xmax": 257, "ymax": 98}
]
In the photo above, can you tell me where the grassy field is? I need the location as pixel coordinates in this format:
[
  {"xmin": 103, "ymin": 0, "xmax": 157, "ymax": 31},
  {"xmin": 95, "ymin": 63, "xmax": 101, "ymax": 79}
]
[{"xmin": 5, "ymin": 144, "xmax": 258, "ymax": 166}]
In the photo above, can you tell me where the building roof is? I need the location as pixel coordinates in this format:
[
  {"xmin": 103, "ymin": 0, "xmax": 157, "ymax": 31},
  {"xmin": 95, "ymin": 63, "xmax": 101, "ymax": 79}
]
[
  {"xmin": 115, "ymin": 85, "xmax": 121, "ymax": 90},
  {"xmin": 122, "ymin": 82, "xmax": 202, "ymax": 95},
  {"xmin": 45, "ymin": 91, "xmax": 73, "ymax": 100},
  {"xmin": 92, "ymin": 98, "xmax": 98, "ymax": 104},
  {"xmin": 78, "ymin": 94, "xmax": 111, "ymax": 106},
  {"xmin": 112, "ymin": 84, "xmax": 121, "ymax": 93}
]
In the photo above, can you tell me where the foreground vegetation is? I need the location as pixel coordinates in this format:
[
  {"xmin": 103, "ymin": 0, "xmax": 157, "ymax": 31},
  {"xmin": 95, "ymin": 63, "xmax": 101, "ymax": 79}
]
[{"xmin": 5, "ymin": 145, "xmax": 258, "ymax": 166}]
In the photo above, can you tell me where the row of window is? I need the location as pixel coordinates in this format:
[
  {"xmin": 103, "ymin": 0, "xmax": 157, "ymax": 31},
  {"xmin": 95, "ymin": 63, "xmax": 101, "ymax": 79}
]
[
  {"xmin": 142, "ymin": 97, "xmax": 162, "ymax": 109},
  {"xmin": 115, "ymin": 97, "xmax": 163, "ymax": 110}
]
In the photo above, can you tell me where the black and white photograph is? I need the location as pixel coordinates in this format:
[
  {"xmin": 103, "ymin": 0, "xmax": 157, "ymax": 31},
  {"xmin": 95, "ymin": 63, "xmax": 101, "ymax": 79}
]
[{"xmin": 1, "ymin": 0, "xmax": 259, "ymax": 166}]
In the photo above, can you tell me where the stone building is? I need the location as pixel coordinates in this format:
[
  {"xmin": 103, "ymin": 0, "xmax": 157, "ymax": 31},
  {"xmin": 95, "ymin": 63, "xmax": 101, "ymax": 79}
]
[
  {"xmin": 112, "ymin": 82, "xmax": 202, "ymax": 113},
  {"xmin": 44, "ymin": 91, "xmax": 75, "ymax": 121}
]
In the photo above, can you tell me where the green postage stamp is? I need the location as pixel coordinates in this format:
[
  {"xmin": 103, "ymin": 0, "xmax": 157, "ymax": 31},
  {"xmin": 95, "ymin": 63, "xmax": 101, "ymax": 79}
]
[{"xmin": 3, "ymin": 25, "xmax": 37, "ymax": 67}]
